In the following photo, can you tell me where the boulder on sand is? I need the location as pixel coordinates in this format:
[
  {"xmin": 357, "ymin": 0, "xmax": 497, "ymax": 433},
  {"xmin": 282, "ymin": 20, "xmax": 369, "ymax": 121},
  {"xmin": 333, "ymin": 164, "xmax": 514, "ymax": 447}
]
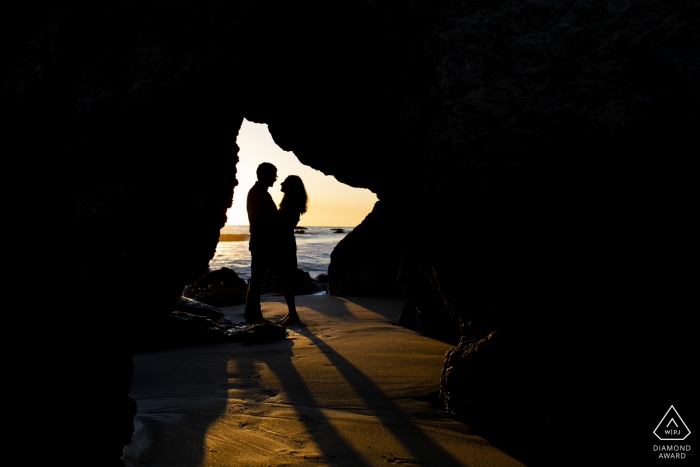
[
  {"xmin": 184, "ymin": 267, "xmax": 248, "ymax": 307},
  {"xmin": 177, "ymin": 296, "xmax": 224, "ymax": 321},
  {"xmin": 262, "ymin": 268, "xmax": 325, "ymax": 295}
]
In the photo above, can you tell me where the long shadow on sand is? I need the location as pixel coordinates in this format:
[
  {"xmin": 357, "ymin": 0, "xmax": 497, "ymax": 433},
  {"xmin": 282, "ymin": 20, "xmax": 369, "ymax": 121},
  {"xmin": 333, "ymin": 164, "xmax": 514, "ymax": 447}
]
[
  {"xmin": 256, "ymin": 341, "xmax": 374, "ymax": 466},
  {"xmin": 263, "ymin": 315, "xmax": 465, "ymax": 465}
]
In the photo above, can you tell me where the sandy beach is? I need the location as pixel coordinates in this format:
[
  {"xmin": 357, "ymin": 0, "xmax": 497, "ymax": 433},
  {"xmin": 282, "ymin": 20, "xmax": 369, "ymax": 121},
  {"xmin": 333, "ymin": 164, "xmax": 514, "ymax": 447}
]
[{"xmin": 124, "ymin": 294, "xmax": 525, "ymax": 467}]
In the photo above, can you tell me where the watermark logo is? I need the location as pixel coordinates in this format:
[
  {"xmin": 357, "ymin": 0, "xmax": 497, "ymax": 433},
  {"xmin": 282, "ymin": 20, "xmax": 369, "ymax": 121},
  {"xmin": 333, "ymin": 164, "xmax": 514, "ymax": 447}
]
[{"xmin": 654, "ymin": 405, "xmax": 691, "ymax": 441}]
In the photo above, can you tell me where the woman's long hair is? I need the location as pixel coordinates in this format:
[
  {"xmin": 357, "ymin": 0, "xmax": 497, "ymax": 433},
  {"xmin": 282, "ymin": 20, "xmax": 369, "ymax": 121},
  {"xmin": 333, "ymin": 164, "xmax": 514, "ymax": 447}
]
[{"xmin": 280, "ymin": 175, "xmax": 308, "ymax": 215}]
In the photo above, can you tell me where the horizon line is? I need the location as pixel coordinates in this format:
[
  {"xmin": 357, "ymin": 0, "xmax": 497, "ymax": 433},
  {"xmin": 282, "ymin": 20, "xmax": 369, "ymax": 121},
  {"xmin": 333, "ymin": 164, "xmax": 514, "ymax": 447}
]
[{"xmin": 224, "ymin": 224, "xmax": 356, "ymax": 227}]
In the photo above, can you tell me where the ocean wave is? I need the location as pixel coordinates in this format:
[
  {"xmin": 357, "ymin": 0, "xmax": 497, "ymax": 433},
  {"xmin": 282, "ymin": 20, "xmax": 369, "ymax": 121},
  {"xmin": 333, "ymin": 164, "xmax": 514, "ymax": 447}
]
[{"xmin": 219, "ymin": 233, "xmax": 250, "ymax": 242}]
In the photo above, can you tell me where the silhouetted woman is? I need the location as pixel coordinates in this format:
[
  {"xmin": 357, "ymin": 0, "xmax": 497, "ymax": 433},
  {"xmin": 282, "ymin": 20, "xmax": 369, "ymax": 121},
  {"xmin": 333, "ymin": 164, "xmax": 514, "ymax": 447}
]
[{"xmin": 275, "ymin": 175, "xmax": 308, "ymax": 324}]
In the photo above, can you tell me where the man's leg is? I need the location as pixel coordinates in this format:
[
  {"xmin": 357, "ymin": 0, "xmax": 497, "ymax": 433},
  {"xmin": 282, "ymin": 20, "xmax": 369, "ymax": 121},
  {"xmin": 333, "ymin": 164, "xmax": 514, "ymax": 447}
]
[{"xmin": 245, "ymin": 248, "xmax": 268, "ymax": 322}]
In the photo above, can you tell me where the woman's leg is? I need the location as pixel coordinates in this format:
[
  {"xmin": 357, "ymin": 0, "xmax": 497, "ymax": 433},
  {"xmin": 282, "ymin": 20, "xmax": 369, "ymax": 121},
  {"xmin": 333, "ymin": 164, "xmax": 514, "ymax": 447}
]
[{"xmin": 279, "ymin": 281, "xmax": 300, "ymax": 324}]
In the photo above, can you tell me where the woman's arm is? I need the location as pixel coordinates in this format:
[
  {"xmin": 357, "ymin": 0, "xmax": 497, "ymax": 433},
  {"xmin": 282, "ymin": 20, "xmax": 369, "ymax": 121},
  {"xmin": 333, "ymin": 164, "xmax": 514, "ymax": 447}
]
[{"xmin": 278, "ymin": 207, "xmax": 300, "ymax": 230}]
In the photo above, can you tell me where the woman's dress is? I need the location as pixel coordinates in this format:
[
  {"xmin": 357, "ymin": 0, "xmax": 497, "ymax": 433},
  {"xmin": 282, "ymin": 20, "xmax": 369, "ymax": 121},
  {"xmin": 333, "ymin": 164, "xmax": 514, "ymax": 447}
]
[{"xmin": 275, "ymin": 206, "xmax": 300, "ymax": 284}]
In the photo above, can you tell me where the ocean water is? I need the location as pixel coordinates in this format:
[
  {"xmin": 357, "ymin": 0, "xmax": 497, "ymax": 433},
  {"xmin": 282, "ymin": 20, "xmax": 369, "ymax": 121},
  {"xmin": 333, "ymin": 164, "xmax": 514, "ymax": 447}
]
[{"xmin": 209, "ymin": 225, "xmax": 353, "ymax": 282}]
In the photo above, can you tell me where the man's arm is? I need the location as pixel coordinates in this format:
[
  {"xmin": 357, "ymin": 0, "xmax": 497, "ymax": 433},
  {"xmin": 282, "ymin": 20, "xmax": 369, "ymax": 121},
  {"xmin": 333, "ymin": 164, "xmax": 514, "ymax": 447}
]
[
  {"xmin": 247, "ymin": 187, "xmax": 277, "ymax": 232},
  {"xmin": 247, "ymin": 188, "xmax": 262, "ymax": 227}
]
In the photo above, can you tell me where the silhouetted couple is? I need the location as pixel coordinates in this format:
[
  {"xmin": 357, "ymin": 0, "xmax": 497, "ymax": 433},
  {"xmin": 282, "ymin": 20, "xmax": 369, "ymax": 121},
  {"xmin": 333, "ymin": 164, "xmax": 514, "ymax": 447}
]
[{"xmin": 244, "ymin": 162, "xmax": 308, "ymax": 325}]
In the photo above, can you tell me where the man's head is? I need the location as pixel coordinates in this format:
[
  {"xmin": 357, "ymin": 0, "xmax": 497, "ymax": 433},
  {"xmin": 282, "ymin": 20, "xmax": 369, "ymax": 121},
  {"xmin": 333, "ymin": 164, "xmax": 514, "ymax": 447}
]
[{"xmin": 256, "ymin": 162, "xmax": 277, "ymax": 187}]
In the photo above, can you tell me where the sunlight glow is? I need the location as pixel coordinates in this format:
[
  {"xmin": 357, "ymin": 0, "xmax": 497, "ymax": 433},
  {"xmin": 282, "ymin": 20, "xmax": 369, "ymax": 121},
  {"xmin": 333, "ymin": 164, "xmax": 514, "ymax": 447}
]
[{"xmin": 227, "ymin": 119, "xmax": 377, "ymax": 227}]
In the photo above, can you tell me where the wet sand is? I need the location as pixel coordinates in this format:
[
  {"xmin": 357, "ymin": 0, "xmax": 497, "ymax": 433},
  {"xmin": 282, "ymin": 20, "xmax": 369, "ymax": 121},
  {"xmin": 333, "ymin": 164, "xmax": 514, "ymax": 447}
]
[{"xmin": 124, "ymin": 294, "xmax": 525, "ymax": 467}]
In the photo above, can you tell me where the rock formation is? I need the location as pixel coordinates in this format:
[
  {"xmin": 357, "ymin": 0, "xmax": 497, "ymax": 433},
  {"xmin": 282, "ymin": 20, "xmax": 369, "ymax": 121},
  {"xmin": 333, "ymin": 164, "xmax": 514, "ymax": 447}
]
[
  {"xmin": 261, "ymin": 268, "xmax": 326, "ymax": 296},
  {"xmin": 184, "ymin": 267, "xmax": 249, "ymax": 307},
  {"xmin": 5, "ymin": 0, "xmax": 697, "ymax": 465}
]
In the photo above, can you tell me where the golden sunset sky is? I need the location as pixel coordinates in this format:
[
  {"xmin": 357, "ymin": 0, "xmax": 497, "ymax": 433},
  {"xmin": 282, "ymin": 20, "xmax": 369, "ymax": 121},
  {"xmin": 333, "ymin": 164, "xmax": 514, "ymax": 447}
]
[{"xmin": 227, "ymin": 119, "xmax": 378, "ymax": 226}]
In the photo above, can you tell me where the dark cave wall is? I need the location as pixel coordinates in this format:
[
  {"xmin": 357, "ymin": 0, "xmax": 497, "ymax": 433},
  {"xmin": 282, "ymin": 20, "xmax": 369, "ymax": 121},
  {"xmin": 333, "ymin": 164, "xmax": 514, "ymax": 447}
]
[
  {"xmin": 325, "ymin": 2, "xmax": 699, "ymax": 462},
  {"xmin": 4, "ymin": 2, "xmax": 413, "ymax": 463},
  {"xmin": 5, "ymin": 0, "xmax": 698, "ymax": 465},
  {"xmin": 6, "ymin": 1, "xmax": 248, "ymax": 463}
]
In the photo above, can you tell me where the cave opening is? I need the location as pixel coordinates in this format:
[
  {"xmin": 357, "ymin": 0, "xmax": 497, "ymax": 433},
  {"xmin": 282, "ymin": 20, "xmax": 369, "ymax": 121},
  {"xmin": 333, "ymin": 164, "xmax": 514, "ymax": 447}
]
[{"xmin": 208, "ymin": 118, "xmax": 378, "ymax": 283}]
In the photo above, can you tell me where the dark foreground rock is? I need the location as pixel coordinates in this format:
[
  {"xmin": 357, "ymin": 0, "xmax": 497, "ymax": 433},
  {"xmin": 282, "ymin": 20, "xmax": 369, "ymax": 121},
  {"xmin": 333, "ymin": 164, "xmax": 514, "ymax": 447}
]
[
  {"xmin": 396, "ymin": 300, "xmax": 461, "ymax": 346},
  {"xmin": 313, "ymin": 272, "xmax": 328, "ymax": 284},
  {"xmin": 440, "ymin": 330, "xmax": 558, "ymax": 466},
  {"xmin": 134, "ymin": 309, "xmax": 286, "ymax": 353},
  {"xmin": 184, "ymin": 267, "xmax": 248, "ymax": 307},
  {"xmin": 329, "ymin": 201, "xmax": 405, "ymax": 297},
  {"xmin": 261, "ymin": 268, "xmax": 326, "ymax": 295},
  {"xmin": 177, "ymin": 296, "xmax": 224, "ymax": 321},
  {"xmin": 395, "ymin": 251, "xmax": 462, "ymax": 345}
]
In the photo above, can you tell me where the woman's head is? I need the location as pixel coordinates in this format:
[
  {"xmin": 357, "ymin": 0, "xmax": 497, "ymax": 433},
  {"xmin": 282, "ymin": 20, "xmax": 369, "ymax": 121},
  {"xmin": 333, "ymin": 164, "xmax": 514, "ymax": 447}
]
[{"xmin": 280, "ymin": 175, "xmax": 308, "ymax": 214}]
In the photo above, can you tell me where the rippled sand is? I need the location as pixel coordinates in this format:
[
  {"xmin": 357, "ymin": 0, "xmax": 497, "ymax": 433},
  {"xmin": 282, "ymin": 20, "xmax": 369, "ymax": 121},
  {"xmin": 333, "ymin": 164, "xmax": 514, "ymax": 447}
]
[{"xmin": 124, "ymin": 295, "xmax": 524, "ymax": 467}]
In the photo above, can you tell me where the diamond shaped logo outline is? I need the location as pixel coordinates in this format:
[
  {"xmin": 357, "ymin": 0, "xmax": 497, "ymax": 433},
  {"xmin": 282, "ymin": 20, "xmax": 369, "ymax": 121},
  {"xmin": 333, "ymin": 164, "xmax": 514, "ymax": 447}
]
[{"xmin": 654, "ymin": 405, "xmax": 691, "ymax": 441}]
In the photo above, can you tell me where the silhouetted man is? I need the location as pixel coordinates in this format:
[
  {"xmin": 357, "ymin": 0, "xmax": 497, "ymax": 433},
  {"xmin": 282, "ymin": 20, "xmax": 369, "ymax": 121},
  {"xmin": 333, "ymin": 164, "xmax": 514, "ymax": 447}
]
[{"xmin": 244, "ymin": 162, "xmax": 278, "ymax": 323}]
